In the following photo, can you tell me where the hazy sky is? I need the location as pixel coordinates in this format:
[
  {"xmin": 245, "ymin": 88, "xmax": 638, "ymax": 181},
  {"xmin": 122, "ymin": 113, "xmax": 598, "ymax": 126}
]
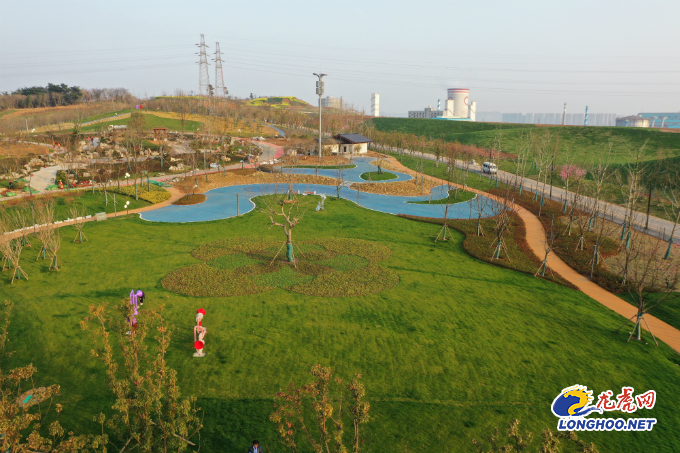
[{"xmin": 2, "ymin": 0, "xmax": 679, "ymax": 116}]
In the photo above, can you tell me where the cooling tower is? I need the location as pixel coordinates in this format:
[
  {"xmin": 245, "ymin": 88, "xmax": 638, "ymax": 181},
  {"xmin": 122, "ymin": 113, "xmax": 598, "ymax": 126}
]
[{"xmin": 447, "ymin": 88, "xmax": 469, "ymax": 118}]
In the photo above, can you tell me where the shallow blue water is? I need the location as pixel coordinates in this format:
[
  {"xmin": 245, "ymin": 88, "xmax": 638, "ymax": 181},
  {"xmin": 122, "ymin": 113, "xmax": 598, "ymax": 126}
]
[
  {"xmin": 141, "ymin": 183, "xmax": 496, "ymax": 223},
  {"xmin": 276, "ymin": 156, "xmax": 413, "ymax": 183}
]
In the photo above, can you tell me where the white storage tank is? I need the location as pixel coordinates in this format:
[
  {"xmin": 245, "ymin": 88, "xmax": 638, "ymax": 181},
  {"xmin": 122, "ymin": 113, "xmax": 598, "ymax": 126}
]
[{"xmin": 447, "ymin": 88, "xmax": 469, "ymax": 118}]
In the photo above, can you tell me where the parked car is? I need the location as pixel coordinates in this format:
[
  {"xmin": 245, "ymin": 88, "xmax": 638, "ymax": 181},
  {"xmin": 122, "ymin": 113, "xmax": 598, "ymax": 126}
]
[{"xmin": 482, "ymin": 162, "xmax": 498, "ymax": 174}]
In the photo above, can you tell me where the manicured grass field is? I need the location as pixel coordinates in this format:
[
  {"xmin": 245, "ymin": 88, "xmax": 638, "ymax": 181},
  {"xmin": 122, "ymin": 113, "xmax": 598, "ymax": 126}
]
[
  {"xmin": 372, "ymin": 118, "xmax": 680, "ymax": 166},
  {"xmin": 360, "ymin": 171, "xmax": 398, "ymax": 181},
  {"xmin": 80, "ymin": 109, "xmax": 134, "ymax": 123},
  {"xmin": 1, "ymin": 198, "xmax": 679, "ymax": 452},
  {"xmin": 80, "ymin": 113, "xmax": 202, "ymax": 133}
]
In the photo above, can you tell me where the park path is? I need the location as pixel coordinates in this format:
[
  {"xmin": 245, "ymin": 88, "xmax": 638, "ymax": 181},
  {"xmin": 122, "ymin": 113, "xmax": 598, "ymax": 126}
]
[{"xmin": 383, "ymin": 155, "xmax": 680, "ymax": 354}]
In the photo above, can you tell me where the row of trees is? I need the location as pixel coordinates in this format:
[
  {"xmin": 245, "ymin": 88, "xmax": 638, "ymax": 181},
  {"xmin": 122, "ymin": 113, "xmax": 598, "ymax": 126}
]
[{"xmin": 0, "ymin": 86, "xmax": 135, "ymax": 110}]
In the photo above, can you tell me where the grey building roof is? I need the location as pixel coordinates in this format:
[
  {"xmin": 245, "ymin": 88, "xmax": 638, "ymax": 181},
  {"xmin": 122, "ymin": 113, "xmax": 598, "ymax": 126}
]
[{"xmin": 335, "ymin": 133, "xmax": 372, "ymax": 144}]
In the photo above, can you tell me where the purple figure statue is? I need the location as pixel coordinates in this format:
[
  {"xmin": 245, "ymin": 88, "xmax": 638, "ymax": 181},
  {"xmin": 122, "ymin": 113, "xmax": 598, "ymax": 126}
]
[{"xmin": 128, "ymin": 290, "xmax": 140, "ymax": 335}]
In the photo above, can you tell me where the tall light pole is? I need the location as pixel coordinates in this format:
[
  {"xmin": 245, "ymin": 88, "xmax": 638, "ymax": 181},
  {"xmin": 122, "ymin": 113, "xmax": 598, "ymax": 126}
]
[{"xmin": 313, "ymin": 73, "xmax": 327, "ymax": 160}]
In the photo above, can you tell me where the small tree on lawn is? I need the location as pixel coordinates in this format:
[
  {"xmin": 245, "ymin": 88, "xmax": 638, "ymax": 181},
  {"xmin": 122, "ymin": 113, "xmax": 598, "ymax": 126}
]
[
  {"xmin": 47, "ymin": 225, "xmax": 62, "ymax": 271},
  {"xmin": 81, "ymin": 301, "xmax": 203, "ymax": 452},
  {"xmin": 489, "ymin": 189, "xmax": 514, "ymax": 260},
  {"xmin": 0, "ymin": 213, "xmax": 29, "ymax": 283},
  {"xmin": 257, "ymin": 186, "xmax": 311, "ymax": 265},
  {"xmin": 0, "ymin": 300, "xmax": 108, "ymax": 452},
  {"xmin": 472, "ymin": 418, "xmax": 598, "ymax": 453},
  {"xmin": 34, "ymin": 197, "xmax": 56, "ymax": 260},
  {"xmin": 69, "ymin": 204, "xmax": 88, "ymax": 243},
  {"xmin": 614, "ymin": 232, "xmax": 680, "ymax": 344},
  {"xmin": 270, "ymin": 365, "xmax": 370, "ymax": 453}
]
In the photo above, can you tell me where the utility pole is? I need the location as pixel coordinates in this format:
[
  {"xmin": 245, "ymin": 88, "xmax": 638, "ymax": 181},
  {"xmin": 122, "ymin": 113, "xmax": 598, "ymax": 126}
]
[
  {"xmin": 313, "ymin": 73, "xmax": 327, "ymax": 160},
  {"xmin": 562, "ymin": 103, "xmax": 567, "ymax": 126},
  {"xmin": 214, "ymin": 42, "xmax": 228, "ymax": 97},
  {"xmin": 196, "ymin": 34, "xmax": 210, "ymax": 97}
]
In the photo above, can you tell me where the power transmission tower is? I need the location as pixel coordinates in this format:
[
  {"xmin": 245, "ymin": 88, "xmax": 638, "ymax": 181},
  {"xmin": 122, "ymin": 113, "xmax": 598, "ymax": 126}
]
[
  {"xmin": 214, "ymin": 42, "xmax": 227, "ymax": 97},
  {"xmin": 196, "ymin": 34, "xmax": 210, "ymax": 97}
]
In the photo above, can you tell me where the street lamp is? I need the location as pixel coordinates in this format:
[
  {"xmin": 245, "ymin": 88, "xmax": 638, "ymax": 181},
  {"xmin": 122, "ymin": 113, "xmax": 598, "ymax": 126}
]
[{"xmin": 313, "ymin": 73, "xmax": 327, "ymax": 161}]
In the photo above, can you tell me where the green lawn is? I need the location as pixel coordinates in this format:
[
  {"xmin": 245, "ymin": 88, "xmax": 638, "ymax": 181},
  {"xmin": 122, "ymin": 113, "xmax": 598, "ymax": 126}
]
[
  {"xmin": 360, "ymin": 171, "xmax": 398, "ymax": 181},
  {"xmin": 372, "ymin": 118, "xmax": 680, "ymax": 167},
  {"xmin": 80, "ymin": 113, "xmax": 202, "ymax": 133},
  {"xmin": 1, "ymin": 198, "xmax": 679, "ymax": 452}
]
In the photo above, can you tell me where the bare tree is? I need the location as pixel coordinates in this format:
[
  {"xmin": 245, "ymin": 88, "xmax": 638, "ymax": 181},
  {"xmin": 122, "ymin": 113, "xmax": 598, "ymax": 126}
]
[
  {"xmin": 69, "ymin": 204, "xmax": 88, "ymax": 243},
  {"xmin": 256, "ymin": 186, "xmax": 310, "ymax": 264},
  {"xmin": 0, "ymin": 217, "xmax": 28, "ymax": 283},
  {"xmin": 489, "ymin": 189, "xmax": 514, "ymax": 260},
  {"xmin": 614, "ymin": 231, "xmax": 680, "ymax": 344}
]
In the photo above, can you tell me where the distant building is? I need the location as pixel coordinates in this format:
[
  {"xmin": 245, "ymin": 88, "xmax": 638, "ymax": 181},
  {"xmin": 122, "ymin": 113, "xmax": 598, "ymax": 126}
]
[
  {"xmin": 408, "ymin": 106, "xmax": 443, "ymax": 119},
  {"xmin": 320, "ymin": 96, "xmax": 343, "ymax": 109},
  {"xmin": 637, "ymin": 112, "xmax": 680, "ymax": 129},
  {"xmin": 615, "ymin": 116, "xmax": 650, "ymax": 128},
  {"xmin": 501, "ymin": 112, "xmax": 617, "ymax": 126}
]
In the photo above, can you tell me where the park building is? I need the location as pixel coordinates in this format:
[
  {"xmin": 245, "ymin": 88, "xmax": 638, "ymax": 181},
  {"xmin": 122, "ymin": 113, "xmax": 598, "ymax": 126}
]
[
  {"xmin": 320, "ymin": 96, "xmax": 343, "ymax": 109},
  {"xmin": 615, "ymin": 116, "xmax": 650, "ymax": 128},
  {"xmin": 637, "ymin": 112, "xmax": 680, "ymax": 129},
  {"xmin": 320, "ymin": 133, "xmax": 372, "ymax": 155}
]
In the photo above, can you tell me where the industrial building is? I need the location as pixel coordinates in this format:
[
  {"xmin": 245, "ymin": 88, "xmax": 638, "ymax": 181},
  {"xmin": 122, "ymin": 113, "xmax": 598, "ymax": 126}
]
[
  {"xmin": 371, "ymin": 93, "xmax": 379, "ymax": 117},
  {"xmin": 615, "ymin": 116, "xmax": 650, "ymax": 128},
  {"xmin": 637, "ymin": 113, "xmax": 680, "ymax": 128},
  {"xmin": 502, "ymin": 112, "xmax": 617, "ymax": 126},
  {"xmin": 408, "ymin": 88, "xmax": 476, "ymax": 121},
  {"xmin": 320, "ymin": 96, "xmax": 343, "ymax": 109}
]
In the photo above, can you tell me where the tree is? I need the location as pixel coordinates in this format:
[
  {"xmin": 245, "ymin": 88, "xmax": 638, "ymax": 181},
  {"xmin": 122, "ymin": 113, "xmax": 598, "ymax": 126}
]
[
  {"xmin": 0, "ymin": 212, "xmax": 29, "ymax": 283},
  {"xmin": 257, "ymin": 187, "xmax": 310, "ymax": 264},
  {"xmin": 69, "ymin": 204, "xmax": 88, "ymax": 243},
  {"xmin": 614, "ymin": 229, "xmax": 680, "ymax": 344},
  {"xmin": 270, "ymin": 365, "xmax": 370, "ymax": 453},
  {"xmin": 472, "ymin": 418, "xmax": 598, "ymax": 453},
  {"xmin": 34, "ymin": 197, "xmax": 56, "ymax": 261},
  {"xmin": 489, "ymin": 189, "xmax": 514, "ymax": 260},
  {"xmin": 81, "ymin": 301, "xmax": 203, "ymax": 452}
]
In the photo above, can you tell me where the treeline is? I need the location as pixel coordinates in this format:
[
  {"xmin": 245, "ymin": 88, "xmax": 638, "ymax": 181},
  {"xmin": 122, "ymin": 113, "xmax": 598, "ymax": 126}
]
[{"xmin": 0, "ymin": 85, "xmax": 135, "ymax": 110}]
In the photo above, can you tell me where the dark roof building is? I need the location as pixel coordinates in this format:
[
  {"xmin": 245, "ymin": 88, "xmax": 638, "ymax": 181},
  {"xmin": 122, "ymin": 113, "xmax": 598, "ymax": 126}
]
[{"xmin": 334, "ymin": 133, "xmax": 372, "ymax": 144}]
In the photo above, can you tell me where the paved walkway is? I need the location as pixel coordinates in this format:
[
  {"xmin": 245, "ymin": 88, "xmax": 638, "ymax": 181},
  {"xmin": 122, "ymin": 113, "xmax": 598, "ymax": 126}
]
[{"xmin": 384, "ymin": 155, "xmax": 680, "ymax": 354}]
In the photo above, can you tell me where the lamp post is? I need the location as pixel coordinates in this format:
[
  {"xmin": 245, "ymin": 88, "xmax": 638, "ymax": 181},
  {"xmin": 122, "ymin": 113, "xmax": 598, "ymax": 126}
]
[{"xmin": 313, "ymin": 73, "xmax": 327, "ymax": 161}]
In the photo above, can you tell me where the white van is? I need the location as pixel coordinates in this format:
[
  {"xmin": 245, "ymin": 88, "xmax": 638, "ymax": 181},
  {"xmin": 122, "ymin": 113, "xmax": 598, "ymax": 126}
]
[{"xmin": 482, "ymin": 162, "xmax": 498, "ymax": 174}]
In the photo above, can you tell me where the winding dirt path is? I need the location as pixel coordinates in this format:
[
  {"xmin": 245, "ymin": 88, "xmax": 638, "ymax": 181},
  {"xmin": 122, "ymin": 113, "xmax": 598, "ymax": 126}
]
[{"xmin": 383, "ymin": 155, "xmax": 680, "ymax": 354}]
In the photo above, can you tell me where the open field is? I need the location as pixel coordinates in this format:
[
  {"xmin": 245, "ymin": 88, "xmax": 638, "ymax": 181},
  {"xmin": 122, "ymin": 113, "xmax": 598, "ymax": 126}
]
[
  {"xmin": 0, "ymin": 142, "xmax": 51, "ymax": 158},
  {"xmin": 1, "ymin": 197, "xmax": 679, "ymax": 451},
  {"xmin": 372, "ymin": 118, "xmax": 680, "ymax": 166}
]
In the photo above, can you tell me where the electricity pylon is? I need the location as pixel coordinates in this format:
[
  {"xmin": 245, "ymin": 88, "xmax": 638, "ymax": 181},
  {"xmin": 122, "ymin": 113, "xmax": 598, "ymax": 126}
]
[
  {"xmin": 196, "ymin": 34, "xmax": 210, "ymax": 97},
  {"xmin": 214, "ymin": 42, "xmax": 227, "ymax": 97}
]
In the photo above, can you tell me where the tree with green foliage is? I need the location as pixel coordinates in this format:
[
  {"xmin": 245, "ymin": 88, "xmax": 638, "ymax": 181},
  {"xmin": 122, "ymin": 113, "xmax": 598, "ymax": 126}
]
[
  {"xmin": 81, "ymin": 301, "xmax": 203, "ymax": 452},
  {"xmin": 270, "ymin": 365, "xmax": 370, "ymax": 453},
  {"xmin": 472, "ymin": 418, "xmax": 598, "ymax": 453}
]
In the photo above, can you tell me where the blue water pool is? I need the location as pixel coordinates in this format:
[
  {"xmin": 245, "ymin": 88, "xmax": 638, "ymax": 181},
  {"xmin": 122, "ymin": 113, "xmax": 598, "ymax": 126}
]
[
  {"xmin": 275, "ymin": 156, "xmax": 412, "ymax": 183},
  {"xmin": 141, "ymin": 183, "xmax": 497, "ymax": 223}
]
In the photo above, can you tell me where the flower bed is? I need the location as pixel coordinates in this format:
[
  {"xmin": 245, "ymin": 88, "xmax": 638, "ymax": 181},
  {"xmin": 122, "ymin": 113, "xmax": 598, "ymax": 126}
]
[
  {"xmin": 173, "ymin": 194, "xmax": 206, "ymax": 205},
  {"xmin": 163, "ymin": 237, "xmax": 398, "ymax": 297},
  {"xmin": 350, "ymin": 178, "xmax": 439, "ymax": 197},
  {"xmin": 113, "ymin": 183, "xmax": 171, "ymax": 204}
]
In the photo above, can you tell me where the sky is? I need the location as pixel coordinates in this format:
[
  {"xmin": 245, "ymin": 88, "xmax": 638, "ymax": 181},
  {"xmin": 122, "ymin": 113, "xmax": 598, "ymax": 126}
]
[{"xmin": 1, "ymin": 0, "xmax": 679, "ymax": 117}]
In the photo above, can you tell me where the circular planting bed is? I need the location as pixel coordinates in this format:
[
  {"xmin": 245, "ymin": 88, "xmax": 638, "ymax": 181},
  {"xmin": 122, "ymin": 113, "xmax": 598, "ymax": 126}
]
[
  {"xmin": 173, "ymin": 194, "xmax": 207, "ymax": 205},
  {"xmin": 162, "ymin": 237, "xmax": 399, "ymax": 297},
  {"xmin": 359, "ymin": 171, "xmax": 398, "ymax": 181}
]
